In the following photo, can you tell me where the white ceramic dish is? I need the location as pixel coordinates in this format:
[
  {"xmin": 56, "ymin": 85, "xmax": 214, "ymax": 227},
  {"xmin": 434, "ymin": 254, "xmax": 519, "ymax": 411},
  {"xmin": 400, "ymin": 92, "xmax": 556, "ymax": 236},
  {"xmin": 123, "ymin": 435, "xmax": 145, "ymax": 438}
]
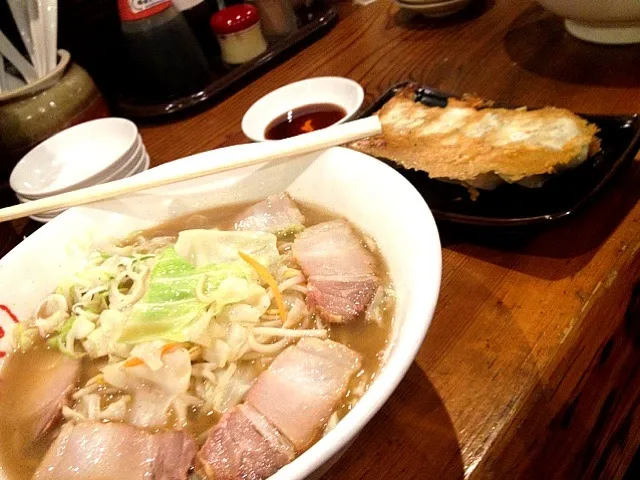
[
  {"xmin": 15, "ymin": 151, "xmax": 149, "ymax": 206},
  {"xmin": 9, "ymin": 118, "xmax": 140, "ymax": 198},
  {"xmin": 18, "ymin": 138, "xmax": 147, "ymax": 202},
  {"xmin": 0, "ymin": 147, "xmax": 441, "ymax": 480},
  {"xmin": 535, "ymin": 0, "xmax": 640, "ymax": 44},
  {"xmin": 241, "ymin": 77, "xmax": 365, "ymax": 142},
  {"xmin": 396, "ymin": 0, "xmax": 471, "ymax": 16},
  {"xmin": 21, "ymin": 153, "xmax": 152, "ymax": 223},
  {"xmin": 98, "ymin": 142, "xmax": 148, "ymax": 184}
]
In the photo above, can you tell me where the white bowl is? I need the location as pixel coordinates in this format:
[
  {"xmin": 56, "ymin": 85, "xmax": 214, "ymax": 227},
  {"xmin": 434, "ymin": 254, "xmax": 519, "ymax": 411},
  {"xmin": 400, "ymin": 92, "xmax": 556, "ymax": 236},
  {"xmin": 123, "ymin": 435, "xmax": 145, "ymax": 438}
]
[
  {"xmin": 241, "ymin": 77, "xmax": 365, "ymax": 142},
  {"xmin": 0, "ymin": 147, "xmax": 441, "ymax": 480},
  {"xmin": 10, "ymin": 118, "xmax": 140, "ymax": 198},
  {"xmin": 396, "ymin": 0, "xmax": 471, "ymax": 16},
  {"xmin": 16, "ymin": 150, "xmax": 151, "ymax": 223},
  {"xmin": 535, "ymin": 0, "xmax": 640, "ymax": 44},
  {"xmin": 98, "ymin": 139, "xmax": 147, "ymax": 183},
  {"xmin": 19, "ymin": 153, "xmax": 152, "ymax": 223},
  {"xmin": 20, "ymin": 136, "xmax": 146, "ymax": 201}
]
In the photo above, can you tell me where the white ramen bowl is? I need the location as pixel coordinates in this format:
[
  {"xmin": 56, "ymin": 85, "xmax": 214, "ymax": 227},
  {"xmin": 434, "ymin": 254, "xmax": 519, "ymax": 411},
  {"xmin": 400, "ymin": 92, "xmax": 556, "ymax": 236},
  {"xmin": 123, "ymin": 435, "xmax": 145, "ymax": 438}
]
[
  {"xmin": 241, "ymin": 77, "xmax": 364, "ymax": 142},
  {"xmin": 535, "ymin": 0, "xmax": 640, "ymax": 44},
  {"xmin": 0, "ymin": 146, "xmax": 441, "ymax": 480}
]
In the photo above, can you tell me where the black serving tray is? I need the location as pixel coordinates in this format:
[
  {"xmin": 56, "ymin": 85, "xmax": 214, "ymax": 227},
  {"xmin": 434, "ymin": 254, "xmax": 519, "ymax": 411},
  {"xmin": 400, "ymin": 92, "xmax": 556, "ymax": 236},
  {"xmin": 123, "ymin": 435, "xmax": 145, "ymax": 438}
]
[
  {"xmin": 114, "ymin": 4, "xmax": 337, "ymax": 119},
  {"xmin": 357, "ymin": 82, "xmax": 640, "ymax": 227}
]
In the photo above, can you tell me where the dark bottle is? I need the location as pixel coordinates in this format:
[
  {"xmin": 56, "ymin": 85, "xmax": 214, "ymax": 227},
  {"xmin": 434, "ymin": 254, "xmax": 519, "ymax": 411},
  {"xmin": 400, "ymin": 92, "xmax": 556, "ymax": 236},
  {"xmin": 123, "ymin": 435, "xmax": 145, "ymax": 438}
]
[
  {"xmin": 118, "ymin": 0, "xmax": 211, "ymax": 101},
  {"xmin": 172, "ymin": 0, "xmax": 221, "ymax": 67}
]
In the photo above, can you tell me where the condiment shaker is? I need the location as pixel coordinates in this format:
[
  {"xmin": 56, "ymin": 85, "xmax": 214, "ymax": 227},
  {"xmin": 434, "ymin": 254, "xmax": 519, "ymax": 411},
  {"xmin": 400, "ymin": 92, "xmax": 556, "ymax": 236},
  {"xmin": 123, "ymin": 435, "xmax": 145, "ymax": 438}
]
[
  {"xmin": 210, "ymin": 5, "xmax": 268, "ymax": 66},
  {"xmin": 251, "ymin": 0, "xmax": 297, "ymax": 40}
]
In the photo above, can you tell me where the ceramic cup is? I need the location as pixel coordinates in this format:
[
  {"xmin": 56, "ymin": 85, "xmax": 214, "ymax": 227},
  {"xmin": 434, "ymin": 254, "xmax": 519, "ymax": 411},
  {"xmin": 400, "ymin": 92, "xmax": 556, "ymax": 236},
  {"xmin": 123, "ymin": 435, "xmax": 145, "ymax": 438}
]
[{"xmin": 0, "ymin": 50, "xmax": 110, "ymax": 180}]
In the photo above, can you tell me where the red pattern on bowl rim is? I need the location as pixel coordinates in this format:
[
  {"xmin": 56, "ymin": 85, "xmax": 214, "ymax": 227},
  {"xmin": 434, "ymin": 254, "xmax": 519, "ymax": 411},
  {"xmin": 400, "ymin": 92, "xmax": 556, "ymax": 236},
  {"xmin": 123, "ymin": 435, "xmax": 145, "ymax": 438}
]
[{"xmin": 0, "ymin": 305, "xmax": 19, "ymax": 359}]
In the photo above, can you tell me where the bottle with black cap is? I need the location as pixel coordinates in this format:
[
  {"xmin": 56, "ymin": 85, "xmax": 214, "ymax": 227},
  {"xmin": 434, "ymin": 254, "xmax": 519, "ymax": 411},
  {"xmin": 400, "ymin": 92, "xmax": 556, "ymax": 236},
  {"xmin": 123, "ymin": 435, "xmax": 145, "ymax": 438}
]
[
  {"xmin": 118, "ymin": 0, "xmax": 211, "ymax": 101},
  {"xmin": 172, "ymin": 0, "xmax": 221, "ymax": 67}
]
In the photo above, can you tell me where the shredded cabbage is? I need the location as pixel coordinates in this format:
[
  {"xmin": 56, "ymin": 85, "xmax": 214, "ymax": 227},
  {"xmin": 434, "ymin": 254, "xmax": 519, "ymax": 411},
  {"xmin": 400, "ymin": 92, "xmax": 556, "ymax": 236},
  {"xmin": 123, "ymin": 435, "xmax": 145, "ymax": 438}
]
[
  {"xmin": 203, "ymin": 339, "xmax": 231, "ymax": 369},
  {"xmin": 34, "ymin": 294, "xmax": 69, "ymax": 336},
  {"xmin": 82, "ymin": 309, "xmax": 129, "ymax": 359},
  {"xmin": 174, "ymin": 229, "xmax": 279, "ymax": 270},
  {"xmin": 11, "ymin": 324, "xmax": 40, "ymax": 353},
  {"xmin": 200, "ymin": 362, "xmax": 260, "ymax": 414},
  {"xmin": 102, "ymin": 348, "xmax": 191, "ymax": 428},
  {"xmin": 118, "ymin": 247, "xmax": 257, "ymax": 344}
]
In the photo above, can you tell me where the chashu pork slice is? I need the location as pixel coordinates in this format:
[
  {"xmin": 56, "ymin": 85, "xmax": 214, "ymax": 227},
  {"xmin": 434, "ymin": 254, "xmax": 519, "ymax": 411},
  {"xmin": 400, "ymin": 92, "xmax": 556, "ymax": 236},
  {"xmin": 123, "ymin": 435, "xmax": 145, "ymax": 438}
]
[
  {"xmin": 246, "ymin": 338, "xmax": 362, "ymax": 453},
  {"xmin": 0, "ymin": 348, "xmax": 80, "ymax": 445},
  {"xmin": 292, "ymin": 219, "xmax": 379, "ymax": 323},
  {"xmin": 234, "ymin": 193, "xmax": 305, "ymax": 237},
  {"xmin": 33, "ymin": 422, "xmax": 197, "ymax": 480},
  {"xmin": 197, "ymin": 404, "xmax": 295, "ymax": 480}
]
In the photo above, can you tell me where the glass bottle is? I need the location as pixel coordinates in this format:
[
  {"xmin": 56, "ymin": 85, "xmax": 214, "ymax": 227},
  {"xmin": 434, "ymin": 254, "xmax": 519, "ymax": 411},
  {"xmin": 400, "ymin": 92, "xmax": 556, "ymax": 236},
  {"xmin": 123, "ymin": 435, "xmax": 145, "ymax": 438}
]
[{"xmin": 118, "ymin": 0, "xmax": 211, "ymax": 101}]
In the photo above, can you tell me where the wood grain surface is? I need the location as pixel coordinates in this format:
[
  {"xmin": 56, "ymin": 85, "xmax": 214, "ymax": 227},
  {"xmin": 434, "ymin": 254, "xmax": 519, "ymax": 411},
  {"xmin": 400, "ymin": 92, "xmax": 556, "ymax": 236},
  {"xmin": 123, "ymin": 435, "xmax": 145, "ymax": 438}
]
[{"xmin": 2, "ymin": 0, "xmax": 640, "ymax": 478}]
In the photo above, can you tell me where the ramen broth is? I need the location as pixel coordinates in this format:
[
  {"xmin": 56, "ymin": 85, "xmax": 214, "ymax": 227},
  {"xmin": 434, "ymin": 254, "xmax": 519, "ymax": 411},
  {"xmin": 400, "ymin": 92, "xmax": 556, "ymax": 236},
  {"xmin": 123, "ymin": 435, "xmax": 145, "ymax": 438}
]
[{"xmin": 0, "ymin": 201, "xmax": 393, "ymax": 479}]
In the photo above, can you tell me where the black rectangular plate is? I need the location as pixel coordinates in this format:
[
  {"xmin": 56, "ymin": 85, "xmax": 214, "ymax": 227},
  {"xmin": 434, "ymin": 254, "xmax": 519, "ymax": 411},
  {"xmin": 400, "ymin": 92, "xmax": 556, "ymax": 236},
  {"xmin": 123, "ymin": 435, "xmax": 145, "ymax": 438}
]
[{"xmin": 357, "ymin": 82, "xmax": 640, "ymax": 227}]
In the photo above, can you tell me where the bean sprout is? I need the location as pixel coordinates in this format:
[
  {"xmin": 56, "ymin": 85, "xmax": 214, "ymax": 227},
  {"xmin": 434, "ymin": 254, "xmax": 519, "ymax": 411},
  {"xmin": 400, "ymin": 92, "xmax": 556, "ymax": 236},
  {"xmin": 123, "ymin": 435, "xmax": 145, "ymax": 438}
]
[
  {"xmin": 195, "ymin": 273, "xmax": 216, "ymax": 304},
  {"xmin": 248, "ymin": 334, "xmax": 290, "ymax": 354},
  {"xmin": 109, "ymin": 269, "xmax": 147, "ymax": 310},
  {"xmin": 278, "ymin": 275, "xmax": 306, "ymax": 293},
  {"xmin": 251, "ymin": 327, "xmax": 327, "ymax": 339}
]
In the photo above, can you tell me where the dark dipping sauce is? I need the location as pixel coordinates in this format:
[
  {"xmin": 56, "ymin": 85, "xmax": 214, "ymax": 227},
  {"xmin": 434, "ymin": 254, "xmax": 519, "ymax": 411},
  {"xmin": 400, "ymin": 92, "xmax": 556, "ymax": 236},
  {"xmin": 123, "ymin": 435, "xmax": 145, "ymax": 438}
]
[{"xmin": 265, "ymin": 103, "xmax": 347, "ymax": 140}]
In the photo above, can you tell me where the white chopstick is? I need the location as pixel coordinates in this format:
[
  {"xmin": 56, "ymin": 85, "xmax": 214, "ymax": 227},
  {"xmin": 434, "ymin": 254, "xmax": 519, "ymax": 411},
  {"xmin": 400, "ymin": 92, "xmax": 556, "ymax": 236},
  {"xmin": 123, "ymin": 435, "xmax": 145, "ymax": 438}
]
[
  {"xmin": 0, "ymin": 116, "xmax": 382, "ymax": 223},
  {"xmin": 0, "ymin": 29, "xmax": 37, "ymax": 82},
  {"xmin": 0, "ymin": 56, "xmax": 5, "ymax": 93},
  {"xmin": 6, "ymin": 0, "xmax": 36, "ymax": 70},
  {"xmin": 42, "ymin": 0, "xmax": 57, "ymax": 73},
  {"xmin": 29, "ymin": 0, "xmax": 47, "ymax": 77}
]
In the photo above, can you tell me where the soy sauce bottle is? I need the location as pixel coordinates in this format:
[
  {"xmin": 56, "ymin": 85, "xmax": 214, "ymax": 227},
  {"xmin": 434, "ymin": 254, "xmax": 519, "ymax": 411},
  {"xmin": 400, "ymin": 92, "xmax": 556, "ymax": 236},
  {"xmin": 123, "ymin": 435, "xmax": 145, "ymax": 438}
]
[
  {"xmin": 118, "ymin": 0, "xmax": 211, "ymax": 101},
  {"xmin": 172, "ymin": 0, "xmax": 221, "ymax": 67}
]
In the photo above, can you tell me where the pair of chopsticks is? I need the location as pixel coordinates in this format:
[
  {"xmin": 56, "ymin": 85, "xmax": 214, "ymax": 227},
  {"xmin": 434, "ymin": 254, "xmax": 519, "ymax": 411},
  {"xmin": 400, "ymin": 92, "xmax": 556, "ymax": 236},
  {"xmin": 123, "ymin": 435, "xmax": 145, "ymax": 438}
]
[
  {"xmin": 0, "ymin": 0, "xmax": 58, "ymax": 92},
  {"xmin": 0, "ymin": 116, "xmax": 382, "ymax": 223}
]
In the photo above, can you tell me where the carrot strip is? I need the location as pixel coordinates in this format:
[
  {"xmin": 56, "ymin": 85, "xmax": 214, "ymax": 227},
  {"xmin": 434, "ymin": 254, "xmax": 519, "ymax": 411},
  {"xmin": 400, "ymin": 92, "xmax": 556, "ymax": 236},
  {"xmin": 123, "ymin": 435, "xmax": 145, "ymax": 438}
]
[
  {"xmin": 238, "ymin": 251, "xmax": 287, "ymax": 323},
  {"xmin": 124, "ymin": 357, "xmax": 144, "ymax": 368},
  {"xmin": 124, "ymin": 343, "xmax": 186, "ymax": 368},
  {"xmin": 161, "ymin": 342, "xmax": 183, "ymax": 356}
]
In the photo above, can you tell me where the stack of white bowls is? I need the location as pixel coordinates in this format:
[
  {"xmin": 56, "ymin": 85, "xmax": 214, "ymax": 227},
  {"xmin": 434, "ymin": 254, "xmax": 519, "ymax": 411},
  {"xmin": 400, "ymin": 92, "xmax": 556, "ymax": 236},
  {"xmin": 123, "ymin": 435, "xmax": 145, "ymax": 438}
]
[
  {"xmin": 395, "ymin": 0, "xmax": 472, "ymax": 17},
  {"xmin": 9, "ymin": 118, "xmax": 150, "ymax": 223}
]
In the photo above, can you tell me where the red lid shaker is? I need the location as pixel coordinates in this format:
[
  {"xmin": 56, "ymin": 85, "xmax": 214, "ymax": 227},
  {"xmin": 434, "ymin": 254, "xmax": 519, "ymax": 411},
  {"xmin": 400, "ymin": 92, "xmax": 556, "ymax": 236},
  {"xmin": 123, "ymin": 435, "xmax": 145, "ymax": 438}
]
[{"xmin": 210, "ymin": 5, "xmax": 268, "ymax": 65}]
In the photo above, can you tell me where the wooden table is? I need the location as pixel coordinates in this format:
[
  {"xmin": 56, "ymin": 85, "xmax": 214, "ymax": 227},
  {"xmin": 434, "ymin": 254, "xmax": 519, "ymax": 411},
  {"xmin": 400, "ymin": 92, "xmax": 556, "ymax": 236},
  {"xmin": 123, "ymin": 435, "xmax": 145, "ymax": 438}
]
[{"xmin": 2, "ymin": 0, "xmax": 640, "ymax": 478}]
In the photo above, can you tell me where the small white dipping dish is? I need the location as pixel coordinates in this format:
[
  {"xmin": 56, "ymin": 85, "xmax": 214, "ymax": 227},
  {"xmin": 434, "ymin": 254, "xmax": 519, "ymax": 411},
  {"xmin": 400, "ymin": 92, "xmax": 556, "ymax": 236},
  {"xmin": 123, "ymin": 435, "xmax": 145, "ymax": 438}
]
[
  {"xmin": 10, "ymin": 118, "xmax": 139, "ymax": 198},
  {"xmin": 242, "ymin": 77, "xmax": 365, "ymax": 142},
  {"xmin": 0, "ymin": 146, "xmax": 441, "ymax": 480}
]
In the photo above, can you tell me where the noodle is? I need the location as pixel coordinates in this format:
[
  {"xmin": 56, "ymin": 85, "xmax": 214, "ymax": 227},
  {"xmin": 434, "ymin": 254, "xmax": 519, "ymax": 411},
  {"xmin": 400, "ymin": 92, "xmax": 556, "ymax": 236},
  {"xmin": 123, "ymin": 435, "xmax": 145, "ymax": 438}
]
[
  {"xmin": 109, "ymin": 269, "xmax": 147, "ymax": 310},
  {"xmin": 251, "ymin": 327, "xmax": 327, "ymax": 339},
  {"xmin": 277, "ymin": 275, "xmax": 306, "ymax": 293},
  {"xmin": 258, "ymin": 320, "xmax": 281, "ymax": 327},
  {"xmin": 195, "ymin": 273, "xmax": 217, "ymax": 304},
  {"xmin": 247, "ymin": 335, "xmax": 290, "ymax": 354}
]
